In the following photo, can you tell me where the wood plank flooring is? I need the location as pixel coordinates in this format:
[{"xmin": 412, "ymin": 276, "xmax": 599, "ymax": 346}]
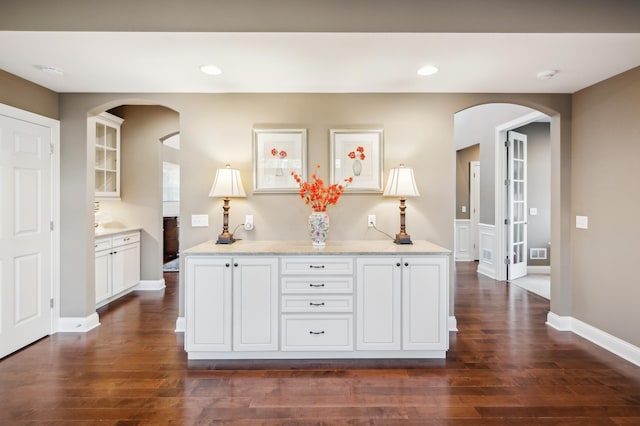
[{"xmin": 1, "ymin": 261, "xmax": 639, "ymax": 424}]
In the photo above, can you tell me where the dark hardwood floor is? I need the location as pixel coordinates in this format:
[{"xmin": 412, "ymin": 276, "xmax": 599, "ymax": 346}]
[{"xmin": 1, "ymin": 262, "xmax": 639, "ymax": 425}]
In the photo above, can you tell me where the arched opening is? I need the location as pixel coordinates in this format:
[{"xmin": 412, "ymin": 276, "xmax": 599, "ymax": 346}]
[
  {"xmin": 89, "ymin": 102, "xmax": 181, "ymax": 308},
  {"xmin": 454, "ymin": 102, "xmax": 554, "ymax": 299}
]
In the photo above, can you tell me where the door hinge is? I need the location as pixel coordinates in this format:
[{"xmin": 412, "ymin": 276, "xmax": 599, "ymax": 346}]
[
  {"xmin": 505, "ymin": 178, "xmax": 510, "ymax": 186},
  {"xmin": 50, "ymin": 143, "xmax": 54, "ymax": 155},
  {"xmin": 504, "ymin": 219, "xmax": 509, "ymax": 225},
  {"xmin": 50, "ymin": 221, "xmax": 54, "ymax": 231},
  {"xmin": 50, "ymin": 298, "xmax": 54, "ymax": 308},
  {"xmin": 504, "ymin": 257, "xmax": 510, "ymax": 265},
  {"xmin": 505, "ymin": 140, "xmax": 510, "ymax": 148}
]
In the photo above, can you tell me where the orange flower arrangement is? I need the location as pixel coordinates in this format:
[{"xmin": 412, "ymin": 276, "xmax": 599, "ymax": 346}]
[
  {"xmin": 291, "ymin": 165, "xmax": 352, "ymax": 212},
  {"xmin": 348, "ymin": 146, "xmax": 366, "ymax": 160}
]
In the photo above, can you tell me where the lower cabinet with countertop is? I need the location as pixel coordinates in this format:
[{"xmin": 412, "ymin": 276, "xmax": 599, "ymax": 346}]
[
  {"xmin": 95, "ymin": 229, "xmax": 141, "ymax": 307},
  {"xmin": 183, "ymin": 240, "xmax": 450, "ymax": 360}
]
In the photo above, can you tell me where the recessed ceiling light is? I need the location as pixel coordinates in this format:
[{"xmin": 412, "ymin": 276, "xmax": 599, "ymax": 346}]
[
  {"xmin": 417, "ymin": 65, "xmax": 439, "ymax": 76},
  {"xmin": 537, "ymin": 69, "xmax": 558, "ymax": 80},
  {"xmin": 200, "ymin": 64, "xmax": 222, "ymax": 76},
  {"xmin": 35, "ymin": 65, "xmax": 64, "ymax": 77}
]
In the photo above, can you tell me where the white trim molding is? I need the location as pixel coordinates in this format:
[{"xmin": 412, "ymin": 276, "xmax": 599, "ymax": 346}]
[
  {"xmin": 527, "ymin": 265, "xmax": 551, "ymax": 275},
  {"xmin": 477, "ymin": 223, "xmax": 496, "ymax": 279},
  {"xmin": 454, "ymin": 219, "xmax": 473, "ymax": 261},
  {"xmin": 175, "ymin": 316, "xmax": 186, "ymax": 333},
  {"xmin": 448, "ymin": 316, "xmax": 458, "ymax": 332},
  {"xmin": 135, "ymin": 279, "xmax": 166, "ymax": 291},
  {"xmin": 546, "ymin": 312, "xmax": 640, "ymax": 367},
  {"xmin": 58, "ymin": 312, "xmax": 100, "ymax": 333}
]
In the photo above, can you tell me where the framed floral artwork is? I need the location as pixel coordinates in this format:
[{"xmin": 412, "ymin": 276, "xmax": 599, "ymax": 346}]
[
  {"xmin": 253, "ymin": 128, "xmax": 307, "ymax": 193},
  {"xmin": 330, "ymin": 129, "xmax": 384, "ymax": 192}
]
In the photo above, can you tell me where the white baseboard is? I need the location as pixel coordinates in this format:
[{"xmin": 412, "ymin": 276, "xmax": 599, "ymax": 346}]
[
  {"xmin": 477, "ymin": 263, "xmax": 496, "ymax": 279},
  {"xmin": 58, "ymin": 312, "xmax": 100, "ymax": 333},
  {"xmin": 175, "ymin": 316, "xmax": 185, "ymax": 333},
  {"xmin": 448, "ymin": 316, "xmax": 458, "ymax": 332},
  {"xmin": 528, "ymin": 266, "xmax": 551, "ymax": 275},
  {"xmin": 135, "ymin": 279, "xmax": 166, "ymax": 291},
  {"xmin": 546, "ymin": 312, "xmax": 640, "ymax": 367}
]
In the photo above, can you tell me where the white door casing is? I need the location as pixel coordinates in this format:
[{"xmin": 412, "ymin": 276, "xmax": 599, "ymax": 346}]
[
  {"xmin": 507, "ymin": 130, "xmax": 528, "ymax": 280},
  {"xmin": 0, "ymin": 106, "xmax": 59, "ymax": 359},
  {"xmin": 470, "ymin": 161, "xmax": 480, "ymax": 261}
]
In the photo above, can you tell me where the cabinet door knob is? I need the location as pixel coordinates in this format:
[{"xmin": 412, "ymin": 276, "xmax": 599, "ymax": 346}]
[
  {"xmin": 396, "ymin": 262, "xmax": 401, "ymax": 267},
  {"xmin": 233, "ymin": 263, "xmax": 239, "ymax": 267},
  {"xmin": 404, "ymin": 262, "xmax": 409, "ymax": 267},
  {"xmin": 113, "ymin": 251, "xmax": 117, "ymax": 255},
  {"xmin": 225, "ymin": 263, "xmax": 230, "ymax": 267}
]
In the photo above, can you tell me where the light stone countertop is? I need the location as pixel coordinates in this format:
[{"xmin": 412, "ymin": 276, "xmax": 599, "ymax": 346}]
[
  {"xmin": 95, "ymin": 227, "xmax": 142, "ymax": 238},
  {"xmin": 183, "ymin": 239, "xmax": 450, "ymax": 256}
]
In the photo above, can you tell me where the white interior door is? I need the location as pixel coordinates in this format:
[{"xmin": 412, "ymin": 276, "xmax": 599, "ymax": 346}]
[
  {"xmin": 470, "ymin": 161, "xmax": 480, "ymax": 261},
  {"xmin": 507, "ymin": 130, "xmax": 527, "ymax": 280},
  {"xmin": 0, "ymin": 114, "xmax": 53, "ymax": 358}
]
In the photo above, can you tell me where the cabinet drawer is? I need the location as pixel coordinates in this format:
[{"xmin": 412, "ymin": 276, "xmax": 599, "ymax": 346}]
[
  {"xmin": 281, "ymin": 256, "xmax": 353, "ymax": 275},
  {"xmin": 281, "ymin": 276, "xmax": 353, "ymax": 294},
  {"xmin": 282, "ymin": 315, "xmax": 353, "ymax": 351},
  {"xmin": 95, "ymin": 238, "xmax": 112, "ymax": 252},
  {"xmin": 282, "ymin": 295, "xmax": 353, "ymax": 313},
  {"xmin": 113, "ymin": 232, "xmax": 140, "ymax": 247}
]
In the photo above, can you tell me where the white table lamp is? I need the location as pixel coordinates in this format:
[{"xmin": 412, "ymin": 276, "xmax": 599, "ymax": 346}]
[
  {"xmin": 383, "ymin": 164, "xmax": 420, "ymax": 244},
  {"xmin": 209, "ymin": 164, "xmax": 246, "ymax": 244}
]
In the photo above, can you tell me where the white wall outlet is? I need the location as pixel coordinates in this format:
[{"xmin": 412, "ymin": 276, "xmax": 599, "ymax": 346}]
[
  {"xmin": 367, "ymin": 214, "xmax": 376, "ymax": 228},
  {"xmin": 529, "ymin": 207, "xmax": 538, "ymax": 216},
  {"xmin": 191, "ymin": 214, "xmax": 209, "ymax": 227},
  {"xmin": 244, "ymin": 215, "xmax": 254, "ymax": 231},
  {"xmin": 576, "ymin": 215, "xmax": 588, "ymax": 229},
  {"xmin": 461, "ymin": 206, "xmax": 467, "ymax": 213}
]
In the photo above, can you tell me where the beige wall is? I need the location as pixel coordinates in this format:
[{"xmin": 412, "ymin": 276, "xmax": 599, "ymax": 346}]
[
  {"xmin": 455, "ymin": 144, "xmax": 480, "ymax": 220},
  {"xmin": 0, "ymin": 69, "xmax": 58, "ymax": 119},
  {"xmin": 57, "ymin": 92, "xmax": 571, "ymax": 320},
  {"xmin": 99, "ymin": 105, "xmax": 180, "ymax": 281},
  {"xmin": 572, "ymin": 66, "xmax": 640, "ymax": 347}
]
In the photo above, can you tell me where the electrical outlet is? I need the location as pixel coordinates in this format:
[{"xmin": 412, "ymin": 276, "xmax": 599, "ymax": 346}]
[
  {"xmin": 367, "ymin": 214, "xmax": 376, "ymax": 228},
  {"xmin": 461, "ymin": 206, "xmax": 467, "ymax": 213},
  {"xmin": 244, "ymin": 215, "xmax": 254, "ymax": 231}
]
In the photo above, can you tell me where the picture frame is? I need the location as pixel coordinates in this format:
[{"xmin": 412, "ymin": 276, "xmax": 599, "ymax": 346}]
[
  {"xmin": 330, "ymin": 129, "xmax": 384, "ymax": 192},
  {"xmin": 253, "ymin": 128, "xmax": 307, "ymax": 193}
]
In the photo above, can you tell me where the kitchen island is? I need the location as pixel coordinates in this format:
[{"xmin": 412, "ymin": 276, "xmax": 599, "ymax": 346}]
[{"xmin": 183, "ymin": 240, "xmax": 450, "ymax": 360}]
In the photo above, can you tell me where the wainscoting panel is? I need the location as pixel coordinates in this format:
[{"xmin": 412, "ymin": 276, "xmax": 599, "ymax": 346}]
[
  {"xmin": 454, "ymin": 220, "xmax": 472, "ymax": 261},
  {"xmin": 477, "ymin": 223, "xmax": 496, "ymax": 279}
]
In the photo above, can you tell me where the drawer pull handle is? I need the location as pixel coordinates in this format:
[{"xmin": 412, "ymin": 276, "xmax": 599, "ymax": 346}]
[
  {"xmin": 309, "ymin": 302, "xmax": 325, "ymax": 307},
  {"xmin": 309, "ymin": 265, "xmax": 325, "ymax": 269},
  {"xmin": 123, "ymin": 237, "xmax": 130, "ymax": 241},
  {"xmin": 309, "ymin": 283, "xmax": 325, "ymax": 288},
  {"xmin": 309, "ymin": 330, "xmax": 325, "ymax": 335}
]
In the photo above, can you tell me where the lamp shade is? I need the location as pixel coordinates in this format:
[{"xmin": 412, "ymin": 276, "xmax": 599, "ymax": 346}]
[
  {"xmin": 383, "ymin": 165, "xmax": 420, "ymax": 197},
  {"xmin": 209, "ymin": 164, "xmax": 247, "ymax": 198}
]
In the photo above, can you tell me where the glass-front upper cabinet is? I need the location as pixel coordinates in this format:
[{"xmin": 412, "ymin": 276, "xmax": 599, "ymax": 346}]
[{"xmin": 92, "ymin": 112, "xmax": 124, "ymax": 198}]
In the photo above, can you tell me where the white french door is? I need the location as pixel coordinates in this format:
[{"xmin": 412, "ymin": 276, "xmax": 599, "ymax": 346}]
[
  {"xmin": 507, "ymin": 131, "xmax": 527, "ymax": 280},
  {"xmin": 0, "ymin": 110, "xmax": 54, "ymax": 358}
]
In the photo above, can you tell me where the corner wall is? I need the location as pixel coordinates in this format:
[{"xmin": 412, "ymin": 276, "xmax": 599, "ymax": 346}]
[{"xmin": 571, "ymin": 66, "xmax": 640, "ymax": 347}]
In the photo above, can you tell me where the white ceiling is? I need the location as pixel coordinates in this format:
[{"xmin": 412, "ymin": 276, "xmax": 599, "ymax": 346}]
[{"xmin": 1, "ymin": 31, "xmax": 640, "ymax": 93}]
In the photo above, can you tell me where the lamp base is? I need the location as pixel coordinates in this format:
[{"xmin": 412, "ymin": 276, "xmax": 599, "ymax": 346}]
[
  {"xmin": 216, "ymin": 231, "xmax": 236, "ymax": 244},
  {"xmin": 394, "ymin": 233, "xmax": 413, "ymax": 245}
]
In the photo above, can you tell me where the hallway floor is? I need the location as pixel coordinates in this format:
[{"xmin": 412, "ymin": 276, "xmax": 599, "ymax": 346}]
[{"xmin": 1, "ymin": 263, "xmax": 639, "ymax": 424}]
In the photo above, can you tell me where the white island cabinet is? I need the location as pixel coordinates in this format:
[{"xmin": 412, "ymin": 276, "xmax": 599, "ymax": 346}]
[{"xmin": 183, "ymin": 240, "xmax": 450, "ymax": 360}]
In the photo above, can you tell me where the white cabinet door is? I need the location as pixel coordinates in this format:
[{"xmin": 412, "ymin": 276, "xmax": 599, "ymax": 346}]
[
  {"xmin": 111, "ymin": 243, "xmax": 140, "ymax": 295},
  {"xmin": 356, "ymin": 257, "xmax": 401, "ymax": 351},
  {"xmin": 95, "ymin": 249, "xmax": 112, "ymax": 304},
  {"xmin": 233, "ymin": 257, "xmax": 279, "ymax": 351},
  {"xmin": 185, "ymin": 257, "xmax": 232, "ymax": 352},
  {"xmin": 402, "ymin": 257, "xmax": 449, "ymax": 351}
]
